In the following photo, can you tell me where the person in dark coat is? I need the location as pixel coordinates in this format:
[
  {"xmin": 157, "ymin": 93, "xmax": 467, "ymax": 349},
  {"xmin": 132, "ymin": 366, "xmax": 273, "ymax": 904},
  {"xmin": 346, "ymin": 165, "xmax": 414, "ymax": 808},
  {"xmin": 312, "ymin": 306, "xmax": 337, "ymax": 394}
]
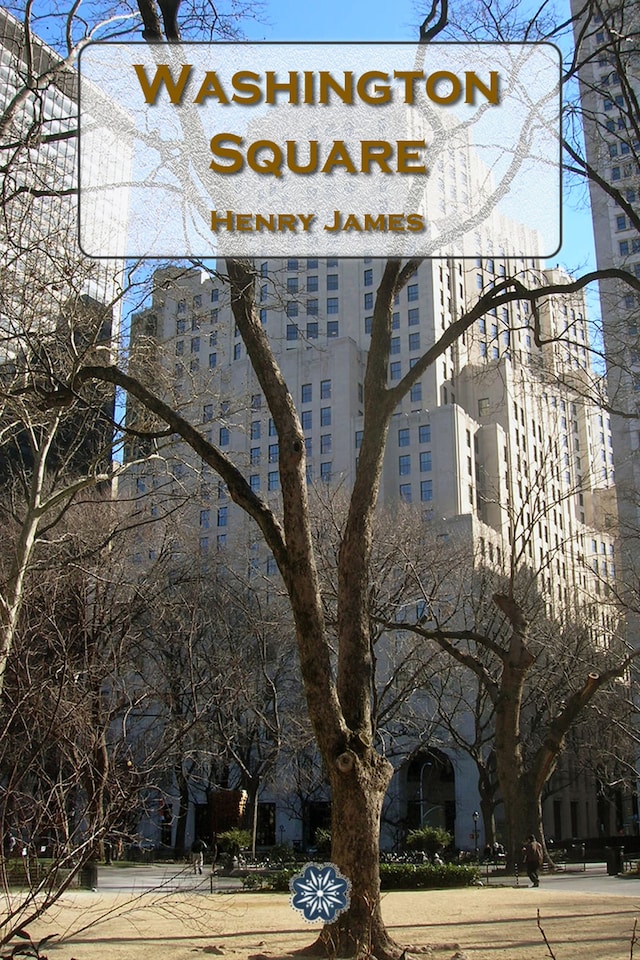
[
  {"xmin": 523, "ymin": 834, "xmax": 544, "ymax": 887},
  {"xmin": 190, "ymin": 837, "xmax": 207, "ymax": 875}
]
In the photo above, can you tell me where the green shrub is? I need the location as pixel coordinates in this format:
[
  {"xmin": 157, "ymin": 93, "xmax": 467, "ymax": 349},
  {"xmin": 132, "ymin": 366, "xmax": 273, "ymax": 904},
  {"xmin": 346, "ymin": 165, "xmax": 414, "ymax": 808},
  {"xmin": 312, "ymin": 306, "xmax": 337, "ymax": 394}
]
[
  {"xmin": 241, "ymin": 863, "xmax": 478, "ymax": 892},
  {"xmin": 266, "ymin": 843, "xmax": 300, "ymax": 865},
  {"xmin": 217, "ymin": 829, "xmax": 252, "ymax": 854},
  {"xmin": 405, "ymin": 826, "xmax": 452, "ymax": 857},
  {"xmin": 380, "ymin": 862, "xmax": 479, "ymax": 889},
  {"xmin": 314, "ymin": 828, "xmax": 331, "ymax": 858}
]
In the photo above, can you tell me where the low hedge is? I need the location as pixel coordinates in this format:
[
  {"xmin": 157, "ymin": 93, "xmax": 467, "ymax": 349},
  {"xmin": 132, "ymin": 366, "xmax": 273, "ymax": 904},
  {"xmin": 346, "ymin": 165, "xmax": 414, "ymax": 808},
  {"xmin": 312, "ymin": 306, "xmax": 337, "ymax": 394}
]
[
  {"xmin": 380, "ymin": 863, "xmax": 479, "ymax": 889},
  {"xmin": 241, "ymin": 863, "xmax": 479, "ymax": 892}
]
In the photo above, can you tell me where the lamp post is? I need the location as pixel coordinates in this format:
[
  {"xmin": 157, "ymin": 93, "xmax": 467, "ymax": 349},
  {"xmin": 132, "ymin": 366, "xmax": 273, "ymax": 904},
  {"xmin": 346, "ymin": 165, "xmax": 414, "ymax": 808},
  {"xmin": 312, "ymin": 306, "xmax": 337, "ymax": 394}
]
[{"xmin": 472, "ymin": 811, "xmax": 479, "ymax": 860}]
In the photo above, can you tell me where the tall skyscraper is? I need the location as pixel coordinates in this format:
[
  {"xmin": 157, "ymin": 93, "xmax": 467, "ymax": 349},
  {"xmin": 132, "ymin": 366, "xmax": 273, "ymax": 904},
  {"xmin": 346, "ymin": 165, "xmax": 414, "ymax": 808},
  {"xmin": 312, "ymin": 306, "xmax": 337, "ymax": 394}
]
[{"xmin": 570, "ymin": 0, "xmax": 640, "ymax": 604}]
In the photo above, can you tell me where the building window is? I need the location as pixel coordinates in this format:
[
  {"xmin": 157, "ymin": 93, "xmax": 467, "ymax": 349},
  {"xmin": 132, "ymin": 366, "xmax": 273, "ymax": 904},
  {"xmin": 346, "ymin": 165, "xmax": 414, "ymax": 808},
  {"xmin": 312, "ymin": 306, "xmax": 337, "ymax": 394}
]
[
  {"xmin": 420, "ymin": 480, "xmax": 433, "ymax": 501},
  {"xmin": 250, "ymin": 447, "xmax": 260, "ymax": 465},
  {"xmin": 390, "ymin": 336, "xmax": 401, "ymax": 354},
  {"xmin": 250, "ymin": 474, "xmax": 260, "ymax": 492},
  {"xmin": 200, "ymin": 509, "xmax": 210, "ymax": 528},
  {"xmin": 320, "ymin": 462, "xmax": 332, "ymax": 482},
  {"xmin": 217, "ymin": 534, "xmax": 227, "ymax": 548},
  {"xmin": 233, "ymin": 342, "xmax": 241, "ymax": 360},
  {"xmin": 364, "ymin": 268, "xmax": 373, "ymax": 286},
  {"xmin": 286, "ymin": 324, "xmax": 299, "ymax": 340},
  {"xmin": 269, "ymin": 418, "xmax": 277, "ymax": 436},
  {"xmin": 407, "ymin": 284, "xmax": 419, "ymax": 301},
  {"xmin": 321, "ymin": 379, "xmax": 332, "ymax": 399},
  {"xmin": 364, "ymin": 316, "xmax": 373, "ymax": 334},
  {"xmin": 321, "ymin": 406, "xmax": 331, "ymax": 426},
  {"xmin": 409, "ymin": 332, "xmax": 420, "ymax": 351},
  {"xmin": 302, "ymin": 410, "xmax": 312, "ymax": 430},
  {"xmin": 219, "ymin": 427, "xmax": 229, "ymax": 446},
  {"xmin": 307, "ymin": 275, "xmax": 318, "ymax": 292},
  {"xmin": 390, "ymin": 361, "xmax": 401, "ymax": 380},
  {"xmin": 286, "ymin": 302, "xmax": 299, "ymax": 318},
  {"xmin": 268, "ymin": 471, "xmax": 279, "ymax": 491},
  {"xmin": 251, "ymin": 420, "xmax": 261, "ymax": 439},
  {"xmin": 398, "ymin": 427, "xmax": 410, "ymax": 446},
  {"xmin": 355, "ymin": 430, "xmax": 363, "ymax": 449},
  {"xmin": 327, "ymin": 297, "xmax": 339, "ymax": 314},
  {"xmin": 304, "ymin": 436, "xmax": 312, "ymax": 456},
  {"xmin": 287, "ymin": 258, "xmax": 298, "ymax": 270},
  {"xmin": 399, "ymin": 454, "xmax": 411, "ymax": 475},
  {"xmin": 260, "ymin": 308, "xmax": 267, "ymax": 324},
  {"xmin": 620, "ymin": 240, "xmax": 630, "ymax": 255},
  {"xmin": 419, "ymin": 424, "xmax": 431, "ymax": 443},
  {"xmin": 399, "ymin": 483, "xmax": 412, "ymax": 502},
  {"xmin": 307, "ymin": 299, "xmax": 318, "ymax": 315},
  {"xmin": 321, "ymin": 434, "xmax": 332, "ymax": 454},
  {"xmin": 327, "ymin": 320, "xmax": 339, "ymax": 337},
  {"xmin": 327, "ymin": 274, "xmax": 339, "ymax": 290},
  {"xmin": 269, "ymin": 443, "xmax": 279, "ymax": 462},
  {"xmin": 191, "ymin": 336, "xmax": 200, "ymax": 353},
  {"xmin": 217, "ymin": 506, "xmax": 228, "ymax": 526},
  {"xmin": 307, "ymin": 321, "xmax": 319, "ymax": 339},
  {"xmin": 364, "ymin": 292, "xmax": 373, "ymax": 309},
  {"xmin": 287, "ymin": 277, "xmax": 298, "ymax": 293},
  {"xmin": 410, "ymin": 382, "xmax": 422, "ymax": 402},
  {"xmin": 408, "ymin": 308, "xmax": 419, "ymax": 326},
  {"xmin": 420, "ymin": 451, "xmax": 432, "ymax": 472},
  {"xmin": 211, "ymin": 287, "xmax": 220, "ymax": 301},
  {"xmin": 209, "ymin": 353, "xmax": 217, "ymax": 368},
  {"xmin": 302, "ymin": 383, "xmax": 312, "ymax": 403},
  {"xmin": 203, "ymin": 403, "xmax": 214, "ymax": 422}
]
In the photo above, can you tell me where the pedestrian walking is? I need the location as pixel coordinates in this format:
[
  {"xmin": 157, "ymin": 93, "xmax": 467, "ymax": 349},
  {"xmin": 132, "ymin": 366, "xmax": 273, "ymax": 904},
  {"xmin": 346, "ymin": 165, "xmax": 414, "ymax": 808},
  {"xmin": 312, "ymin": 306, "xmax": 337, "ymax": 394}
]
[
  {"xmin": 191, "ymin": 837, "xmax": 207, "ymax": 875},
  {"xmin": 523, "ymin": 834, "xmax": 544, "ymax": 887}
]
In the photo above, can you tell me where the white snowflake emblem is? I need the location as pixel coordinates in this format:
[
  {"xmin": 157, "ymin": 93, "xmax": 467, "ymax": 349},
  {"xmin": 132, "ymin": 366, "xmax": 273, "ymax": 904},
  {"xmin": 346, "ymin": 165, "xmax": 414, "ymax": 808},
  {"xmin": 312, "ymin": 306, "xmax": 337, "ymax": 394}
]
[{"xmin": 290, "ymin": 862, "xmax": 351, "ymax": 923}]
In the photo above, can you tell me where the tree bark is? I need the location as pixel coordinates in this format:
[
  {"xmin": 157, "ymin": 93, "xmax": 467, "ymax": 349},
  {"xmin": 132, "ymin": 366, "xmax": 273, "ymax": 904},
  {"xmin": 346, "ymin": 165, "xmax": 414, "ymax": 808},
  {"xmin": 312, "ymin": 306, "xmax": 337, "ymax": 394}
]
[
  {"xmin": 300, "ymin": 746, "xmax": 401, "ymax": 960},
  {"xmin": 173, "ymin": 762, "xmax": 189, "ymax": 857}
]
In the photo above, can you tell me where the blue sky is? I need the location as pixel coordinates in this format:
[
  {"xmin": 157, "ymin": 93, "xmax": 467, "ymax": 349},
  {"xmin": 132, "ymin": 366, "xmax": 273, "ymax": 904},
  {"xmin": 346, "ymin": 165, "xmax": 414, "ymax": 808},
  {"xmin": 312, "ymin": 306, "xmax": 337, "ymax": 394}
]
[{"xmin": 244, "ymin": 0, "xmax": 597, "ymax": 276}]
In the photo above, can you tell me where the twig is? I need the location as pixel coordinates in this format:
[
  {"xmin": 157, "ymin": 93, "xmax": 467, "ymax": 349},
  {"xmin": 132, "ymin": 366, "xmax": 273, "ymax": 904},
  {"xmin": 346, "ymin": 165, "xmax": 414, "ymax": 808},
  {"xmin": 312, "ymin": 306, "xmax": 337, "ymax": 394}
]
[
  {"xmin": 537, "ymin": 909, "xmax": 557, "ymax": 960},
  {"xmin": 630, "ymin": 917, "xmax": 638, "ymax": 960}
]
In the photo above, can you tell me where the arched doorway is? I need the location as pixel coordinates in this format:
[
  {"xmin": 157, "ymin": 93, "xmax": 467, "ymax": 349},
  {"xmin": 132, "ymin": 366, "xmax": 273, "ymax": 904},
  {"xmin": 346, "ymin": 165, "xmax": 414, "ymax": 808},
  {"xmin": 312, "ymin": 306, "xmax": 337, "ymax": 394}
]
[{"xmin": 404, "ymin": 748, "xmax": 456, "ymax": 835}]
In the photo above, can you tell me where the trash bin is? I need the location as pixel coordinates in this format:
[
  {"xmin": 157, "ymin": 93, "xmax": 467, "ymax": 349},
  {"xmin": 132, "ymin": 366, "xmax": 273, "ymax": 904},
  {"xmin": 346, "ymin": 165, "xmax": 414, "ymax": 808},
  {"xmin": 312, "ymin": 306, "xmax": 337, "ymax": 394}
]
[
  {"xmin": 605, "ymin": 847, "xmax": 623, "ymax": 876},
  {"xmin": 80, "ymin": 861, "xmax": 98, "ymax": 889}
]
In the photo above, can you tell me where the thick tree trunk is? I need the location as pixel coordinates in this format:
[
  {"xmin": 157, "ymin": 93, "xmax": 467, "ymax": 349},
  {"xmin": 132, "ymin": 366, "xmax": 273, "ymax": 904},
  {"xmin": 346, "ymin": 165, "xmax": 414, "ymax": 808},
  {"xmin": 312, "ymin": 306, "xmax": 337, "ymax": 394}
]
[
  {"xmin": 496, "ymin": 772, "xmax": 544, "ymax": 874},
  {"xmin": 173, "ymin": 763, "xmax": 189, "ymax": 857},
  {"xmin": 301, "ymin": 747, "xmax": 401, "ymax": 960},
  {"xmin": 479, "ymin": 798, "xmax": 496, "ymax": 849}
]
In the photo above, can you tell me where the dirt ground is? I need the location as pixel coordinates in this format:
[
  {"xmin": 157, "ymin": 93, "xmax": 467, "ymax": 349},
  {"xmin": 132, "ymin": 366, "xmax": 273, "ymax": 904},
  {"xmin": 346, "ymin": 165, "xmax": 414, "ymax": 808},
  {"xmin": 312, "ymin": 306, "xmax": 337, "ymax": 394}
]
[{"xmin": 19, "ymin": 885, "xmax": 640, "ymax": 960}]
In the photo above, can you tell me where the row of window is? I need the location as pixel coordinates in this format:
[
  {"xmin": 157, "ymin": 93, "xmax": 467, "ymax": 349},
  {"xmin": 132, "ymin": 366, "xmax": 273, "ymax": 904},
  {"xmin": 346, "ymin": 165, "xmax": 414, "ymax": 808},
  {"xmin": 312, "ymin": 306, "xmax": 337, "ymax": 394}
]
[
  {"xmin": 283, "ymin": 297, "xmax": 340, "ymax": 315},
  {"xmin": 619, "ymin": 239, "xmax": 640, "ymax": 256},
  {"xmin": 398, "ymin": 480, "xmax": 433, "ymax": 503},
  {"xmin": 260, "ymin": 258, "xmax": 335, "ymax": 274},
  {"xmin": 284, "ymin": 274, "xmax": 339, "ymax": 293},
  {"xmin": 364, "ymin": 308, "xmax": 421, "ymax": 333},
  {"xmin": 398, "ymin": 452, "xmax": 433, "ymax": 474},
  {"xmin": 398, "ymin": 424, "xmax": 431, "ymax": 446},
  {"xmin": 286, "ymin": 319, "xmax": 339, "ymax": 338}
]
